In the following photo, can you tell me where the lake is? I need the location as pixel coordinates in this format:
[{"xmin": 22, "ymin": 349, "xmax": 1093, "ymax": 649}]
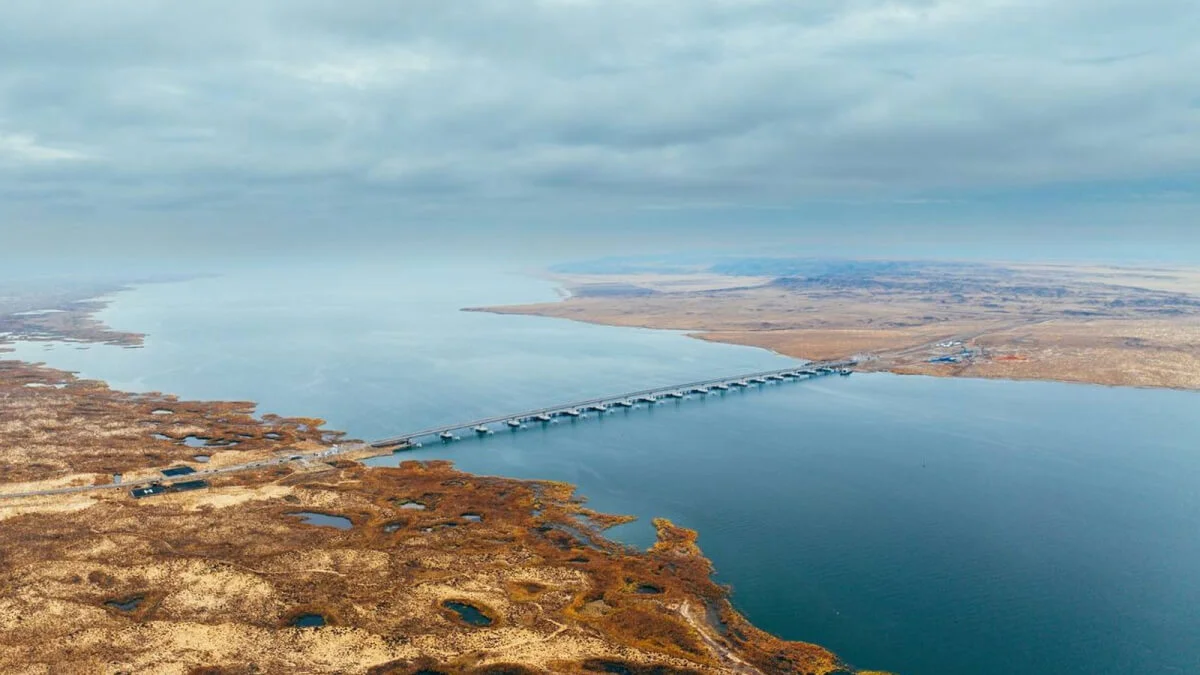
[{"xmin": 9, "ymin": 262, "xmax": 1200, "ymax": 675}]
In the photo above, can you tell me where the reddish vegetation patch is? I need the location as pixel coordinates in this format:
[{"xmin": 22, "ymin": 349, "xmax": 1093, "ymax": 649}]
[
  {"xmin": 0, "ymin": 459, "xmax": 859, "ymax": 673},
  {"xmin": 0, "ymin": 349, "xmax": 877, "ymax": 672},
  {"xmin": 0, "ymin": 360, "xmax": 343, "ymax": 483}
]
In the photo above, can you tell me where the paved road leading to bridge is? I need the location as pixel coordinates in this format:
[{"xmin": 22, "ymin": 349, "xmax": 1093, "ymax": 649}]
[{"xmin": 0, "ymin": 446, "xmax": 350, "ymax": 500}]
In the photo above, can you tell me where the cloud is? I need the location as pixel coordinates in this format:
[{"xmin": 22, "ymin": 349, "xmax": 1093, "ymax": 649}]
[
  {"xmin": 0, "ymin": 132, "xmax": 89, "ymax": 163},
  {"xmin": 0, "ymin": 0, "xmax": 1197, "ymax": 243},
  {"xmin": 273, "ymin": 49, "xmax": 438, "ymax": 88}
]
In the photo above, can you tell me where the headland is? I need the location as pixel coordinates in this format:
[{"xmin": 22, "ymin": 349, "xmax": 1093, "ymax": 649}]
[{"xmin": 473, "ymin": 259, "xmax": 1200, "ymax": 390}]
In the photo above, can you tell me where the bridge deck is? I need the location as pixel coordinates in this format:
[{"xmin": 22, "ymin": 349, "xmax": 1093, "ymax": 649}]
[
  {"xmin": 370, "ymin": 360, "xmax": 852, "ymax": 447},
  {"xmin": 0, "ymin": 360, "xmax": 852, "ymax": 501}
]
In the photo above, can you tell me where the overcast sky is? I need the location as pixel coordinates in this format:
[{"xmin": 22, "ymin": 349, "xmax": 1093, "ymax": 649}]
[{"xmin": 2, "ymin": 0, "xmax": 1198, "ymax": 264}]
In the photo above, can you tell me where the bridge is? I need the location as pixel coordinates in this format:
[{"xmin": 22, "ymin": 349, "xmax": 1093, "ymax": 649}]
[
  {"xmin": 370, "ymin": 360, "xmax": 855, "ymax": 449},
  {"xmin": 0, "ymin": 360, "xmax": 855, "ymax": 501}
]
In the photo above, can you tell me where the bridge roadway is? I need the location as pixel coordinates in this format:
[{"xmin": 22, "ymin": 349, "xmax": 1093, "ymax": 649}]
[
  {"xmin": 370, "ymin": 360, "xmax": 854, "ymax": 448},
  {"xmin": 0, "ymin": 360, "xmax": 852, "ymax": 500}
]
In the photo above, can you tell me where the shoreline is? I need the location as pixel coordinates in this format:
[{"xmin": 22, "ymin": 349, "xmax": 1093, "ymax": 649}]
[
  {"xmin": 686, "ymin": 330, "xmax": 1200, "ymax": 393},
  {"xmin": 0, "ymin": 282, "xmax": 881, "ymax": 673},
  {"xmin": 3, "ymin": 266, "xmax": 1194, "ymax": 673},
  {"xmin": 472, "ymin": 303, "xmax": 1200, "ymax": 392},
  {"xmin": 471, "ymin": 267, "xmax": 1200, "ymax": 392},
  {"xmin": 0, "ymin": 353, "xmax": 870, "ymax": 674}
]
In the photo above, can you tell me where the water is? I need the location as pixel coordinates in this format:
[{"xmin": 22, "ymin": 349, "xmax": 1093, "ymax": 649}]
[
  {"xmin": 8, "ymin": 263, "xmax": 1200, "ymax": 675},
  {"xmin": 105, "ymin": 596, "xmax": 144, "ymax": 612},
  {"xmin": 288, "ymin": 512, "xmax": 353, "ymax": 530},
  {"xmin": 8, "ymin": 262, "xmax": 795, "ymax": 431},
  {"xmin": 291, "ymin": 613, "xmax": 327, "ymax": 628},
  {"xmin": 443, "ymin": 600, "xmax": 493, "ymax": 626},
  {"xmin": 378, "ymin": 373, "xmax": 1200, "ymax": 674}
]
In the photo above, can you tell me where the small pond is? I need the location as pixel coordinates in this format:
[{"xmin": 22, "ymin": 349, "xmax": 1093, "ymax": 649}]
[
  {"xmin": 291, "ymin": 613, "xmax": 326, "ymax": 628},
  {"xmin": 105, "ymin": 596, "xmax": 143, "ymax": 612},
  {"xmin": 287, "ymin": 512, "xmax": 353, "ymax": 530},
  {"xmin": 443, "ymin": 600, "xmax": 493, "ymax": 627}
]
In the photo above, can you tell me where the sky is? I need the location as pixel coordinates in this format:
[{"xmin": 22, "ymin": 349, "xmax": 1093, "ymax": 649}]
[{"xmin": 1, "ymin": 0, "xmax": 1198, "ymax": 265}]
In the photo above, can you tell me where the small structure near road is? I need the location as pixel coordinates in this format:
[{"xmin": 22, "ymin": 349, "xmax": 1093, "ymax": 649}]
[
  {"xmin": 129, "ymin": 479, "xmax": 210, "ymax": 499},
  {"xmin": 161, "ymin": 466, "xmax": 196, "ymax": 478},
  {"xmin": 130, "ymin": 485, "xmax": 166, "ymax": 499}
]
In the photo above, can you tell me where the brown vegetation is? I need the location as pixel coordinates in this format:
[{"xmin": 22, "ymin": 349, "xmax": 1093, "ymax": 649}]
[
  {"xmin": 0, "ymin": 273, "xmax": 905, "ymax": 673},
  {"xmin": 0, "ymin": 360, "xmax": 876, "ymax": 674},
  {"xmin": 0, "ymin": 281, "xmax": 145, "ymax": 348},
  {"xmin": 0, "ymin": 360, "xmax": 341, "ymax": 490},
  {"xmin": 0, "ymin": 458, "xmax": 853, "ymax": 674},
  {"xmin": 479, "ymin": 262, "xmax": 1200, "ymax": 390}
]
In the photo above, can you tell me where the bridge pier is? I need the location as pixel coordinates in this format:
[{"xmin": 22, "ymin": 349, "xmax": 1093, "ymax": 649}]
[{"xmin": 366, "ymin": 361, "xmax": 856, "ymax": 449}]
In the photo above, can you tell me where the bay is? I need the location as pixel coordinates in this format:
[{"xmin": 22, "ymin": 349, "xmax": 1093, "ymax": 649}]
[{"xmin": 10, "ymin": 262, "xmax": 1200, "ymax": 675}]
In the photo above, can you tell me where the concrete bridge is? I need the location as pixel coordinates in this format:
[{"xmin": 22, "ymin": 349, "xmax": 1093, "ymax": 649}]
[
  {"xmin": 370, "ymin": 360, "xmax": 855, "ymax": 449},
  {"xmin": 0, "ymin": 360, "xmax": 855, "ymax": 501}
]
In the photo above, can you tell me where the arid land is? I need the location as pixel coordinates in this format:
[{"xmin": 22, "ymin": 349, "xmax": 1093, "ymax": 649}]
[
  {"xmin": 0, "ymin": 283, "xmax": 883, "ymax": 673},
  {"xmin": 476, "ymin": 260, "xmax": 1200, "ymax": 390}
]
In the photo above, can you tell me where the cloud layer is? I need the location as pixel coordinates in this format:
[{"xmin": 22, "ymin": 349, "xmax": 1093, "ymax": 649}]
[{"xmin": 1, "ymin": 0, "xmax": 1197, "ymax": 251}]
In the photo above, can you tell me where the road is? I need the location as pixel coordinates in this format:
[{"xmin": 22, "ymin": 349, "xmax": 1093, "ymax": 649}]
[
  {"xmin": 1, "ymin": 360, "xmax": 854, "ymax": 501},
  {"xmin": 0, "ymin": 445, "xmax": 352, "ymax": 500}
]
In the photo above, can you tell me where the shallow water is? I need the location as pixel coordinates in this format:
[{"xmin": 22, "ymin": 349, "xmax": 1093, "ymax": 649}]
[
  {"xmin": 443, "ymin": 600, "xmax": 493, "ymax": 626},
  {"xmin": 288, "ymin": 512, "xmax": 353, "ymax": 530},
  {"xmin": 105, "ymin": 596, "xmax": 143, "ymax": 612},
  {"xmin": 10, "ymin": 263, "xmax": 1200, "ymax": 675},
  {"xmin": 291, "ymin": 613, "xmax": 326, "ymax": 628}
]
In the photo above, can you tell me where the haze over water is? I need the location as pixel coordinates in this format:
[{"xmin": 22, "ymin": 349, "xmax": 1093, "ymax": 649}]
[{"xmin": 11, "ymin": 263, "xmax": 1200, "ymax": 675}]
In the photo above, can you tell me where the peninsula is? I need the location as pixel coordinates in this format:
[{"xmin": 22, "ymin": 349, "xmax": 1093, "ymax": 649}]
[{"xmin": 475, "ymin": 259, "xmax": 1200, "ymax": 390}]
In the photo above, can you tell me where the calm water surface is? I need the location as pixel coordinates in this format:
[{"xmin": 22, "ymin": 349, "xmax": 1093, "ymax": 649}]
[
  {"xmin": 11, "ymin": 263, "xmax": 1200, "ymax": 675},
  {"xmin": 288, "ymin": 512, "xmax": 354, "ymax": 530}
]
